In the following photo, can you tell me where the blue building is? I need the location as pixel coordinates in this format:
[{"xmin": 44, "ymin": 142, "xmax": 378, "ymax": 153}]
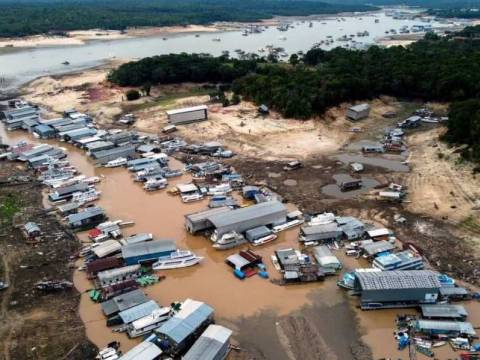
[
  {"xmin": 33, "ymin": 124, "xmax": 55, "ymax": 139},
  {"xmin": 122, "ymin": 240, "xmax": 176, "ymax": 265}
]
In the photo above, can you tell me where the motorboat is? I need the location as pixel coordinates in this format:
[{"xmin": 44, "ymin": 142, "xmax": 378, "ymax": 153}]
[
  {"xmin": 104, "ymin": 157, "xmax": 127, "ymax": 168},
  {"xmin": 212, "ymin": 231, "xmax": 247, "ymax": 250},
  {"xmin": 181, "ymin": 192, "xmax": 203, "ymax": 203},
  {"xmin": 152, "ymin": 250, "xmax": 203, "ymax": 270},
  {"xmin": 207, "ymin": 183, "xmax": 232, "ymax": 196},
  {"xmin": 272, "ymin": 218, "xmax": 304, "ymax": 233},
  {"xmin": 251, "ymin": 234, "xmax": 277, "ymax": 247},
  {"xmin": 144, "ymin": 178, "xmax": 167, "ymax": 191},
  {"xmin": 127, "ymin": 307, "xmax": 172, "ymax": 338}
]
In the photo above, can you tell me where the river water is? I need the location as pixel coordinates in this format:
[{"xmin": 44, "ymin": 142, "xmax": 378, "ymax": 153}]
[{"xmin": 0, "ymin": 9, "xmax": 470, "ymax": 88}]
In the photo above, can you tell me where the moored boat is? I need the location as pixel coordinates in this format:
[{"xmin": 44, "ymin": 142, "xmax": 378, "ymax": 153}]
[
  {"xmin": 251, "ymin": 234, "xmax": 277, "ymax": 247},
  {"xmin": 212, "ymin": 231, "xmax": 247, "ymax": 250},
  {"xmin": 152, "ymin": 250, "xmax": 203, "ymax": 270},
  {"xmin": 104, "ymin": 157, "xmax": 127, "ymax": 168}
]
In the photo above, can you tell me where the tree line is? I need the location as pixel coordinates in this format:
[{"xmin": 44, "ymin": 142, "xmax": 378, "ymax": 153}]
[
  {"xmin": 0, "ymin": 0, "xmax": 373, "ymax": 38},
  {"xmin": 109, "ymin": 26, "xmax": 480, "ymax": 161}
]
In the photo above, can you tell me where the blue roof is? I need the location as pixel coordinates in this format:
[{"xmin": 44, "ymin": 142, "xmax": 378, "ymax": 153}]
[
  {"xmin": 119, "ymin": 300, "xmax": 159, "ymax": 324},
  {"xmin": 34, "ymin": 124, "xmax": 54, "ymax": 134},
  {"xmin": 157, "ymin": 299, "xmax": 214, "ymax": 344}
]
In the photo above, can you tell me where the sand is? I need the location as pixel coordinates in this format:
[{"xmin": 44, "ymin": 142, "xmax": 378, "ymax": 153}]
[{"xmin": 0, "ymin": 24, "xmax": 219, "ymax": 48}]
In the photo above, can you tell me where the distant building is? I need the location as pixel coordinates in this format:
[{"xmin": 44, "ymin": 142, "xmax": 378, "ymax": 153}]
[
  {"xmin": 166, "ymin": 105, "xmax": 208, "ymax": 125},
  {"xmin": 346, "ymin": 103, "xmax": 370, "ymax": 121},
  {"xmin": 122, "ymin": 240, "xmax": 176, "ymax": 265}
]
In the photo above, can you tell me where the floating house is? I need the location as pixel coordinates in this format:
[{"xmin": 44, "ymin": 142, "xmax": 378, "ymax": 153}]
[
  {"xmin": 97, "ymin": 264, "xmax": 142, "ymax": 287},
  {"xmin": 122, "ymin": 240, "xmax": 176, "ymax": 265},
  {"xmin": 185, "ymin": 207, "xmax": 232, "ymax": 234},
  {"xmin": 299, "ymin": 222, "xmax": 342, "ymax": 244},
  {"xmin": 101, "ymin": 289, "xmax": 148, "ymax": 317},
  {"xmin": 336, "ymin": 216, "xmax": 365, "ymax": 240},
  {"xmin": 119, "ymin": 300, "xmax": 160, "ymax": 325},
  {"xmin": 208, "ymin": 201, "xmax": 287, "ymax": 239},
  {"xmin": 420, "ymin": 304, "xmax": 468, "ymax": 321},
  {"xmin": 155, "ymin": 299, "xmax": 214, "ymax": 356},
  {"xmin": 119, "ymin": 340, "xmax": 162, "ymax": 360},
  {"xmin": 166, "ymin": 105, "xmax": 208, "ymax": 125},
  {"xmin": 66, "ymin": 207, "xmax": 106, "ymax": 230},
  {"xmin": 33, "ymin": 124, "xmax": 55, "ymax": 139},
  {"xmin": 49, "ymin": 182, "xmax": 90, "ymax": 202},
  {"xmin": 346, "ymin": 103, "xmax": 370, "ymax": 121},
  {"xmin": 313, "ymin": 245, "xmax": 342, "ymax": 272},
  {"xmin": 354, "ymin": 270, "xmax": 441, "ymax": 309},
  {"xmin": 86, "ymin": 256, "xmax": 123, "ymax": 278},
  {"xmin": 85, "ymin": 141, "xmax": 115, "ymax": 155},
  {"xmin": 92, "ymin": 239, "xmax": 122, "ymax": 258},
  {"xmin": 360, "ymin": 240, "xmax": 396, "ymax": 259},
  {"xmin": 182, "ymin": 324, "xmax": 232, "ymax": 360},
  {"xmin": 92, "ymin": 145, "xmax": 137, "ymax": 164},
  {"xmin": 372, "ymin": 250, "xmax": 424, "ymax": 271},
  {"xmin": 414, "ymin": 320, "xmax": 476, "ymax": 337}
]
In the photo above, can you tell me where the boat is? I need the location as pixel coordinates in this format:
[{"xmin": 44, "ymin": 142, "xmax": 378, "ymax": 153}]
[
  {"xmin": 207, "ymin": 183, "xmax": 232, "ymax": 196},
  {"xmin": 104, "ymin": 157, "xmax": 127, "ymax": 168},
  {"xmin": 212, "ymin": 37, "xmax": 221, "ymax": 42},
  {"xmin": 152, "ymin": 250, "xmax": 203, "ymax": 270},
  {"xmin": 127, "ymin": 307, "xmax": 172, "ymax": 338},
  {"xmin": 270, "ymin": 255, "xmax": 281, "ymax": 271},
  {"xmin": 181, "ymin": 193, "xmax": 203, "ymax": 203},
  {"xmin": 71, "ymin": 188, "xmax": 101, "ymax": 204},
  {"xmin": 272, "ymin": 218, "xmax": 304, "ymax": 233},
  {"xmin": 212, "ymin": 231, "xmax": 247, "ymax": 250},
  {"xmin": 251, "ymin": 234, "xmax": 277, "ymax": 247},
  {"xmin": 144, "ymin": 178, "xmax": 167, "ymax": 191},
  {"xmin": 62, "ymin": 61, "xmax": 70, "ymax": 65}
]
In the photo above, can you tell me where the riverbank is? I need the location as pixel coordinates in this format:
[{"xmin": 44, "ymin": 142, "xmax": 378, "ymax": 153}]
[
  {"xmin": 0, "ymin": 161, "xmax": 97, "ymax": 359},
  {"xmin": 0, "ymin": 24, "xmax": 223, "ymax": 49}
]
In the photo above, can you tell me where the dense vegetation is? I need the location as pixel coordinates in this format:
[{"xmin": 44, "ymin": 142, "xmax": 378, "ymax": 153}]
[
  {"xmin": 0, "ymin": 0, "xmax": 373, "ymax": 38},
  {"xmin": 109, "ymin": 26, "xmax": 480, "ymax": 160},
  {"xmin": 110, "ymin": 31, "xmax": 480, "ymax": 117},
  {"xmin": 443, "ymin": 100, "xmax": 480, "ymax": 162},
  {"xmin": 428, "ymin": 8, "xmax": 480, "ymax": 19}
]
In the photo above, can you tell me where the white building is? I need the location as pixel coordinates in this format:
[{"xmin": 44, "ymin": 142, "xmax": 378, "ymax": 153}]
[{"xmin": 166, "ymin": 105, "xmax": 208, "ymax": 125}]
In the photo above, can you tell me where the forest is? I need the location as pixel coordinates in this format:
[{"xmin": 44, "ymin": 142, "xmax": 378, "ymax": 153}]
[
  {"xmin": 109, "ymin": 27, "xmax": 480, "ymax": 160},
  {"xmin": 0, "ymin": 0, "xmax": 373, "ymax": 37}
]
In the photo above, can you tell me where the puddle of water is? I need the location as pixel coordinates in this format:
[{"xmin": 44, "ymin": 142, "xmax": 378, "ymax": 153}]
[
  {"xmin": 321, "ymin": 173, "xmax": 379, "ymax": 199},
  {"xmin": 332, "ymin": 153, "xmax": 409, "ymax": 172}
]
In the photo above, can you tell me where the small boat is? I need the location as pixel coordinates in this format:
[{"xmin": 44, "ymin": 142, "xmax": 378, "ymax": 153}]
[
  {"xmin": 181, "ymin": 193, "xmax": 203, "ymax": 203},
  {"xmin": 272, "ymin": 219, "xmax": 304, "ymax": 233},
  {"xmin": 270, "ymin": 255, "xmax": 281, "ymax": 271},
  {"xmin": 144, "ymin": 178, "xmax": 167, "ymax": 191},
  {"xmin": 152, "ymin": 250, "xmax": 203, "ymax": 270},
  {"xmin": 212, "ymin": 37, "xmax": 221, "ymax": 42},
  {"xmin": 104, "ymin": 157, "xmax": 127, "ymax": 168},
  {"xmin": 62, "ymin": 61, "xmax": 70, "ymax": 65},
  {"xmin": 251, "ymin": 234, "xmax": 277, "ymax": 247},
  {"xmin": 212, "ymin": 231, "xmax": 247, "ymax": 250},
  {"xmin": 127, "ymin": 307, "xmax": 172, "ymax": 338}
]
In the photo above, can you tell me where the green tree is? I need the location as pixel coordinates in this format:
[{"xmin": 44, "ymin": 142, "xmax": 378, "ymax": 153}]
[{"xmin": 125, "ymin": 89, "xmax": 141, "ymax": 101}]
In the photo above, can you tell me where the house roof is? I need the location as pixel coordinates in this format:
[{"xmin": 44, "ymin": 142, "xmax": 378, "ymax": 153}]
[
  {"xmin": 185, "ymin": 207, "xmax": 232, "ymax": 223},
  {"xmin": 24, "ymin": 222, "xmax": 40, "ymax": 234},
  {"xmin": 301, "ymin": 222, "xmax": 338, "ymax": 236},
  {"xmin": 97, "ymin": 264, "xmax": 141, "ymax": 282},
  {"xmin": 166, "ymin": 105, "xmax": 208, "ymax": 116},
  {"xmin": 183, "ymin": 325, "xmax": 232, "ymax": 360},
  {"xmin": 101, "ymin": 289, "xmax": 148, "ymax": 316},
  {"xmin": 34, "ymin": 124, "xmax": 54, "ymax": 134},
  {"xmin": 121, "ymin": 240, "xmax": 176, "ymax": 259},
  {"xmin": 207, "ymin": 201, "xmax": 286, "ymax": 229},
  {"xmin": 119, "ymin": 341, "xmax": 162, "ymax": 360},
  {"xmin": 66, "ymin": 207, "xmax": 104, "ymax": 223},
  {"xmin": 119, "ymin": 300, "xmax": 160, "ymax": 324},
  {"xmin": 361, "ymin": 240, "xmax": 396, "ymax": 256},
  {"xmin": 157, "ymin": 299, "xmax": 214, "ymax": 344},
  {"xmin": 420, "ymin": 304, "xmax": 468, "ymax": 319},
  {"xmin": 349, "ymin": 103, "xmax": 370, "ymax": 112},
  {"xmin": 356, "ymin": 270, "xmax": 441, "ymax": 291},
  {"xmin": 415, "ymin": 320, "xmax": 476, "ymax": 336},
  {"xmin": 177, "ymin": 183, "xmax": 198, "ymax": 193}
]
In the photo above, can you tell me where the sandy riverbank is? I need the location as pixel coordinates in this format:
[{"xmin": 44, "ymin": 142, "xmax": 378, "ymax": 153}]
[{"xmin": 0, "ymin": 24, "xmax": 220, "ymax": 48}]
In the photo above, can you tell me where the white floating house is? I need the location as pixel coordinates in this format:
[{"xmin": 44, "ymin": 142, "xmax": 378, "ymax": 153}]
[{"xmin": 166, "ymin": 105, "xmax": 208, "ymax": 125}]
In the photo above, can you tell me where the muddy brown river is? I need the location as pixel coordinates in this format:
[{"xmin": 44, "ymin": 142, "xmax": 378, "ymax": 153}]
[{"xmin": 1, "ymin": 125, "xmax": 479, "ymax": 359}]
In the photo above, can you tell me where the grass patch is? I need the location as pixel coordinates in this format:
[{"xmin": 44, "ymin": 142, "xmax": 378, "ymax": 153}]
[
  {"xmin": 123, "ymin": 87, "xmax": 210, "ymax": 112},
  {"xmin": 458, "ymin": 215, "xmax": 480, "ymax": 234},
  {"xmin": 0, "ymin": 194, "xmax": 21, "ymax": 221}
]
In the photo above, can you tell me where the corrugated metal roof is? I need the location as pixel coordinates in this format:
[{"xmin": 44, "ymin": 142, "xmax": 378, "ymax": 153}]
[
  {"xmin": 356, "ymin": 270, "xmax": 441, "ymax": 291},
  {"xmin": 208, "ymin": 201, "xmax": 286, "ymax": 228},
  {"xmin": 92, "ymin": 240, "xmax": 122, "ymax": 258},
  {"xmin": 361, "ymin": 240, "xmax": 396, "ymax": 256},
  {"xmin": 93, "ymin": 145, "xmax": 136, "ymax": 159},
  {"xmin": 157, "ymin": 299, "xmax": 214, "ymax": 344},
  {"xmin": 420, "ymin": 304, "xmax": 468, "ymax": 319},
  {"xmin": 122, "ymin": 240, "xmax": 176, "ymax": 259},
  {"xmin": 301, "ymin": 223, "xmax": 338, "ymax": 236},
  {"xmin": 34, "ymin": 124, "xmax": 54, "ymax": 134},
  {"xmin": 119, "ymin": 300, "xmax": 160, "ymax": 324},
  {"xmin": 119, "ymin": 340, "xmax": 162, "ymax": 360},
  {"xmin": 415, "ymin": 320, "xmax": 476, "ymax": 336},
  {"xmin": 185, "ymin": 207, "xmax": 232, "ymax": 223},
  {"xmin": 439, "ymin": 287, "xmax": 468, "ymax": 296},
  {"xmin": 349, "ymin": 103, "xmax": 370, "ymax": 112},
  {"xmin": 67, "ymin": 207, "xmax": 104, "ymax": 223},
  {"xmin": 24, "ymin": 222, "xmax": 40, "ymax": 234},
  {"xmin": 166, "ymin": 105, "xmax": 208, "ymax": 116},
  {"xmin": 245, "ymin": 226, "xmax": 271, "ymax": 240},
  {"xmin": 101, "ymin": 289, "xmax": 148, "ymax": 316},
  {"xmin": 97, "ymin": 264, "xmax": 141, "ymax": 282},
  {"xmin": 183, "ymin": 324, "xmax": 232, "ymax": 360}
]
